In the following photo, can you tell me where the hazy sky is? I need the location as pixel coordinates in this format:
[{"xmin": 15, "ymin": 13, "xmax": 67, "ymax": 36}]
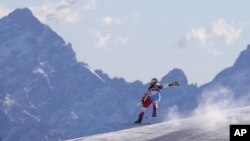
[{"xmin": 1, "ymin": 0, "xmax": 250, "ymax": 85}]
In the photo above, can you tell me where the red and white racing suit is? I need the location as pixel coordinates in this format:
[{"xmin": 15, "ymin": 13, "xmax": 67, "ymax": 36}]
[{"xmin": 138, "ymin": 82, "xmax": 163, "ymax": 118}]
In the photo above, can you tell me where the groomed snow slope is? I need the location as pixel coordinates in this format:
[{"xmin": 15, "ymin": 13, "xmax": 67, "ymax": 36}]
[{"xmin": 66, "ymin": 106, "xmax": 250, "ymax": 141}]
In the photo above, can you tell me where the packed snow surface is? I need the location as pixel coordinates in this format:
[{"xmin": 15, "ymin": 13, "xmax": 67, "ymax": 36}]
[{"xmin": 66, "ymin": 106, "xmax": 250, "ymax": 141}]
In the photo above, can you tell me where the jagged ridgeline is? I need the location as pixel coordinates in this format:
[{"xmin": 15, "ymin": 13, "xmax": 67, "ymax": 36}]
[{"xmin": 0, "ymin": 8, "xmax": 250, "ymax": 141}]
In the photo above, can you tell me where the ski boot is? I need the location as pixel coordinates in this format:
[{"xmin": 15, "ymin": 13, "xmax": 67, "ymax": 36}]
[{"xmin": 134, "ymin": 115, "xmax": 143, "ymax": 123}]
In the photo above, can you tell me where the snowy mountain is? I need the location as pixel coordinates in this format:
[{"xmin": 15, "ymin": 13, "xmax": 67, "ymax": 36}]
[
  {"xmin": 202, "ymin": 44, "xmax": 250, "ymax": 99},
  {"xmin": 0, "ymin": 8, "xmax": 119, "ymax": 140},
  {"xmin": 1, "ymin": 8, "xmax": 250, "ymax": 141}
]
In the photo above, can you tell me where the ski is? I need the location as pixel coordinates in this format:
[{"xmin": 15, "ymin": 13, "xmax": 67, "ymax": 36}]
[
  {"xmin": 125, "ymin": 122, "xmax": 152, "ymax": 126},
  {"xmin": 134, "ymin": 122, "xmax": 151, "ymax": 125},
  {"xmin": 144, "ymin": 116, "xmax": 157, "ymax": 119}
]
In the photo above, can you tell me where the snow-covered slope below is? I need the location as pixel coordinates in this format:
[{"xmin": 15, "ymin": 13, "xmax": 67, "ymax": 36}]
[{"xmin": 67, "ymin": 106, "xmax": 250, "ymax": 141}]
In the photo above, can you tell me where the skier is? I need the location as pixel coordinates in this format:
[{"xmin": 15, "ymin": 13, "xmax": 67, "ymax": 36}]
[{"xmin": 134, "ymin": 78, "xmax": 179, "ymax": 123}]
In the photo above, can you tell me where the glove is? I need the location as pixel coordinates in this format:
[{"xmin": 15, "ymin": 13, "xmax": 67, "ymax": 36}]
[{"xmin": 168, "ymin": 81, "xmax": 180, "ymax": 87}]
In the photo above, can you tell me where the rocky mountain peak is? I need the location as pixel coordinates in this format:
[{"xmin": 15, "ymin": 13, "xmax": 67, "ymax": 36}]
[{"xmin": 161, "ymin": 68, "xmax": 188, "ymax": 86}]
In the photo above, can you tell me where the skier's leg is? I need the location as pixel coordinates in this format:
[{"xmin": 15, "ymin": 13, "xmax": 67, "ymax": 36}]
[
  {"xmin": 152, "ymin": 102, "xmax": 158, "ymax": 117},
  {"xmin": 140, "ymin": 98, "xmax": 151, "ymax": 116},
  {"xmin": 153, "ymin": 102, "xmax": 158, "ymax": 110},
  {"xmin": 135, "ymin": 98, "xmax": 152, "ymax": 123},
  {"xmin": 149, "ymin": 91, "xmax": 160, "ymax": 117}
]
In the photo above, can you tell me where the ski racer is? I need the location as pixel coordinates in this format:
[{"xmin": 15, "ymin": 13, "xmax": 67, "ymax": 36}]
[{"xmin": 134, "ymin": 78, "xmax": 179, "ymax": 123}]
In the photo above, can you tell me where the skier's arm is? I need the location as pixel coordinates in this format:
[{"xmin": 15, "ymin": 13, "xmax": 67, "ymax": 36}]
[
  {"xmin": 162, "ymin": 81, "xmax": 180, "ymax": 88},
  {"xmin": 140, "ymin": 92, "xmax": 148, "ymax": 104}
]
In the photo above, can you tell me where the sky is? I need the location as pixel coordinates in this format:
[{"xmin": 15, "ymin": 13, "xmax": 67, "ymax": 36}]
[{"xmin": 0, "ymin": 0, "xmax": 250, "ymax": 85}]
